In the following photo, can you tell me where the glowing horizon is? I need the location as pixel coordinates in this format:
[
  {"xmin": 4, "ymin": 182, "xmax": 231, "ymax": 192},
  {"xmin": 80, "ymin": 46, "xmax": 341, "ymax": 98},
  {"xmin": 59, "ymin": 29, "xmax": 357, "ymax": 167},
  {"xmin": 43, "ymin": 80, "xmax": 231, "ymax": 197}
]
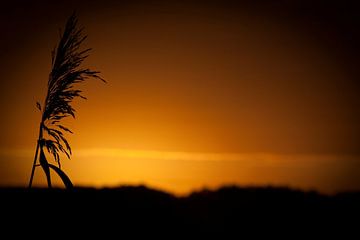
[{"xmin": 1, "ymin": 148, "xmax": 359, "ymax": 195}]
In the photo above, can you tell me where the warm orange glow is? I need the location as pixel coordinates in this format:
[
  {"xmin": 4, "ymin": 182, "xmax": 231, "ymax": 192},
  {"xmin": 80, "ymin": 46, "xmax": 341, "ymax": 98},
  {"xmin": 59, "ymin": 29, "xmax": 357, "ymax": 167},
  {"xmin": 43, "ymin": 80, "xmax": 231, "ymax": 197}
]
[
  {"xmin": 1, "ymin": 148, "xmax": 359, "ymax": 195},
  {"xmin": 1, "ymin": 1, "xmax": 360, "ymax": 194}
]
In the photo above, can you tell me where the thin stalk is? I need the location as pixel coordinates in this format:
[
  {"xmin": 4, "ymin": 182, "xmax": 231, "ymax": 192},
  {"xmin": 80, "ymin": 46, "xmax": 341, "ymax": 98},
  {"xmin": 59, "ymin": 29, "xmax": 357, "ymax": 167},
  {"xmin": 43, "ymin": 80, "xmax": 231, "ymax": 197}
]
[
  {"xmin": 29, "ymin": 79, "xmax": 50, "ymax": 188},
  {"xmin": 28, "ymin": 123, "xmax": 43, "ymax": 188}
]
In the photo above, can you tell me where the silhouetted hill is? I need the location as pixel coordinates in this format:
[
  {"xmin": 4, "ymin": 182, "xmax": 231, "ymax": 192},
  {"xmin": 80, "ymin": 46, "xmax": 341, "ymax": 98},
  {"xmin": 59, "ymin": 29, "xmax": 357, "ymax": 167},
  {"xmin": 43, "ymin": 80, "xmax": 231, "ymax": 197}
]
[{"xmin": 0, "ymin": 185, "xmax": 359, "ymax": 237}]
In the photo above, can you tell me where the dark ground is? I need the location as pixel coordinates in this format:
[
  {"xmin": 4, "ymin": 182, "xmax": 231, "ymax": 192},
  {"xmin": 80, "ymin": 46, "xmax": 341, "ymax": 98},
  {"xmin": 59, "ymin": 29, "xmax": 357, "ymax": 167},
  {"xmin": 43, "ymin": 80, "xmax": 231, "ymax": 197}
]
[{"xmin": 1, "ymin": 186, "xmax": 359, "ymax": 238}]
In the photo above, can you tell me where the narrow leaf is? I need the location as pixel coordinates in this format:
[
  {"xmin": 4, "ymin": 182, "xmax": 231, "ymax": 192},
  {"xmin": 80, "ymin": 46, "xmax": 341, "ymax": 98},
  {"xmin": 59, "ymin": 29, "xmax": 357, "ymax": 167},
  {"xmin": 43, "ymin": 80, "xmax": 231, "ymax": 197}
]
[
  {"xmin": 48, "ymin": 163, "xmax": 73, "ymax": 189},
  {"xmin": 36, "ymin": 102, "xmax": 42, "ymax": 111},
  {"xmin": 57, "ymin": 125, "xmax": 73, "ymax": 134},
  {"xmin": 39, "ymin": 147, "xmax": 52, "ymax": 188}
]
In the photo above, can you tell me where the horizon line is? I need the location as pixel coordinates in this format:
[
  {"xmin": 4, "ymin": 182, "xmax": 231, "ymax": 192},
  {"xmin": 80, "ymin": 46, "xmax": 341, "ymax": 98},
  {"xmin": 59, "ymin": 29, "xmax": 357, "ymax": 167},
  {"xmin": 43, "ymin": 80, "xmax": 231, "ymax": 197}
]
[{"xmin": 1, "ymin": 148, "xmax": 359, "ymax": 162}]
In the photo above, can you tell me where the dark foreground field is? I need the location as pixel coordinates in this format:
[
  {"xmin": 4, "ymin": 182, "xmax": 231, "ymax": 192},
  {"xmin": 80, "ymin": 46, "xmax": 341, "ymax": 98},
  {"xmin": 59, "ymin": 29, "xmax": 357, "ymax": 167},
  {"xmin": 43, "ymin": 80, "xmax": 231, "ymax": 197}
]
[{"xmin": 1, "ymin": 186, "xmax": 359, "ymax": 237}]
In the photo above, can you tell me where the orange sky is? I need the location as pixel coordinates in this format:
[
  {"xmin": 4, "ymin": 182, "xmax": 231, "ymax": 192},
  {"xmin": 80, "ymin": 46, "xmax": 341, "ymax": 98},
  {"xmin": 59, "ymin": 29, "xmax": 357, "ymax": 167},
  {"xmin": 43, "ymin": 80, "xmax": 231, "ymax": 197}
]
[{"xmin": 0, "ymin": 0, "xmax": 359, "ymax": 194}]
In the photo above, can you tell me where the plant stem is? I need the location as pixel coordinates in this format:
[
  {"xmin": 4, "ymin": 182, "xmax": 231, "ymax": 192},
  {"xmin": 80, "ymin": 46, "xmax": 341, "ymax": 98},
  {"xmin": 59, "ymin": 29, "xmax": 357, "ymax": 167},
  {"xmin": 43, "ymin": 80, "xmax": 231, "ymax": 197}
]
[{"xmin": 28, "ymin": 123, "xmax": 43, "ymax": 188}]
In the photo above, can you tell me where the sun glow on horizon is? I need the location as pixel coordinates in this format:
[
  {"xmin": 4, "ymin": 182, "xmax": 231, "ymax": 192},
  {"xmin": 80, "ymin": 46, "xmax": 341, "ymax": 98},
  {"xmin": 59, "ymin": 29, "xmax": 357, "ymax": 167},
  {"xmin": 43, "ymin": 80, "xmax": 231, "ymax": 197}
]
[
  {"xmin": 1, "ymin": 148, "xmax": 359, "ymax": 195},
  {"xmin": 3, "ymin": 147, "xmax": 357, "ymax": 163}
]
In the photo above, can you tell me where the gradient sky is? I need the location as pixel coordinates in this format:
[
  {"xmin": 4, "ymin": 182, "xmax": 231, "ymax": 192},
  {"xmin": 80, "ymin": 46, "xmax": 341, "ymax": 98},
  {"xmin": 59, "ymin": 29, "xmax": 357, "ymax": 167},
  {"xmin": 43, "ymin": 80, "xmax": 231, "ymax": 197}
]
[{"xmin": 0, "ymin": 0, "xmax": 359, "ymax": 194}]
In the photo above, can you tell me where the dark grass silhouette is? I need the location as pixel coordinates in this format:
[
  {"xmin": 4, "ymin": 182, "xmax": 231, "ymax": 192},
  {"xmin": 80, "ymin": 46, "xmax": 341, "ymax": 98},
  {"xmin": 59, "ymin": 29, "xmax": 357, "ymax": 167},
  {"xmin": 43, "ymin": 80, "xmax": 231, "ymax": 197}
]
[
  {"xmin": 1, "ymin": 185, "xmax": 359, "ymax": 237},
  {"xmin": 28, "ymin": 13, "xmax": 105, "ymax": 189}
]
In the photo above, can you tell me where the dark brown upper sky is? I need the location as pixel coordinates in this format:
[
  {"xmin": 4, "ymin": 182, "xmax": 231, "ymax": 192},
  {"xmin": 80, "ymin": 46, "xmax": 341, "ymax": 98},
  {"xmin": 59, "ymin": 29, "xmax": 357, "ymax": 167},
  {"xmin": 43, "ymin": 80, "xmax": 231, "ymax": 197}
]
[{"xmin": 2, "ymin": 0, "xmax": 359, "ymax": 153}]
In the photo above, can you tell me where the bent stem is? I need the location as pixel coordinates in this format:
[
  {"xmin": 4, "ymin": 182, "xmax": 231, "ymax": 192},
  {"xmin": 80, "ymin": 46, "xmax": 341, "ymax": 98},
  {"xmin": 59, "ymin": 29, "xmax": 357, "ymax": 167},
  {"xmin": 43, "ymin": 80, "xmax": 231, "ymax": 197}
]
[{"xmin": 28, "ymin": 123, "xmax": 44, "ymax": 188}]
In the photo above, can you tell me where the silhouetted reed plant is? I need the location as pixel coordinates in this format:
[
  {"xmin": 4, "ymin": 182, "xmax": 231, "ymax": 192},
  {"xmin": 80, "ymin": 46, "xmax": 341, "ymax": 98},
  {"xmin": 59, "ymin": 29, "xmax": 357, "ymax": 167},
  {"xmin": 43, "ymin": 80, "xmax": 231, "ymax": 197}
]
[{"xmin": 28, "ymin": 13, "xmax": 105, "ymax": 189}]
